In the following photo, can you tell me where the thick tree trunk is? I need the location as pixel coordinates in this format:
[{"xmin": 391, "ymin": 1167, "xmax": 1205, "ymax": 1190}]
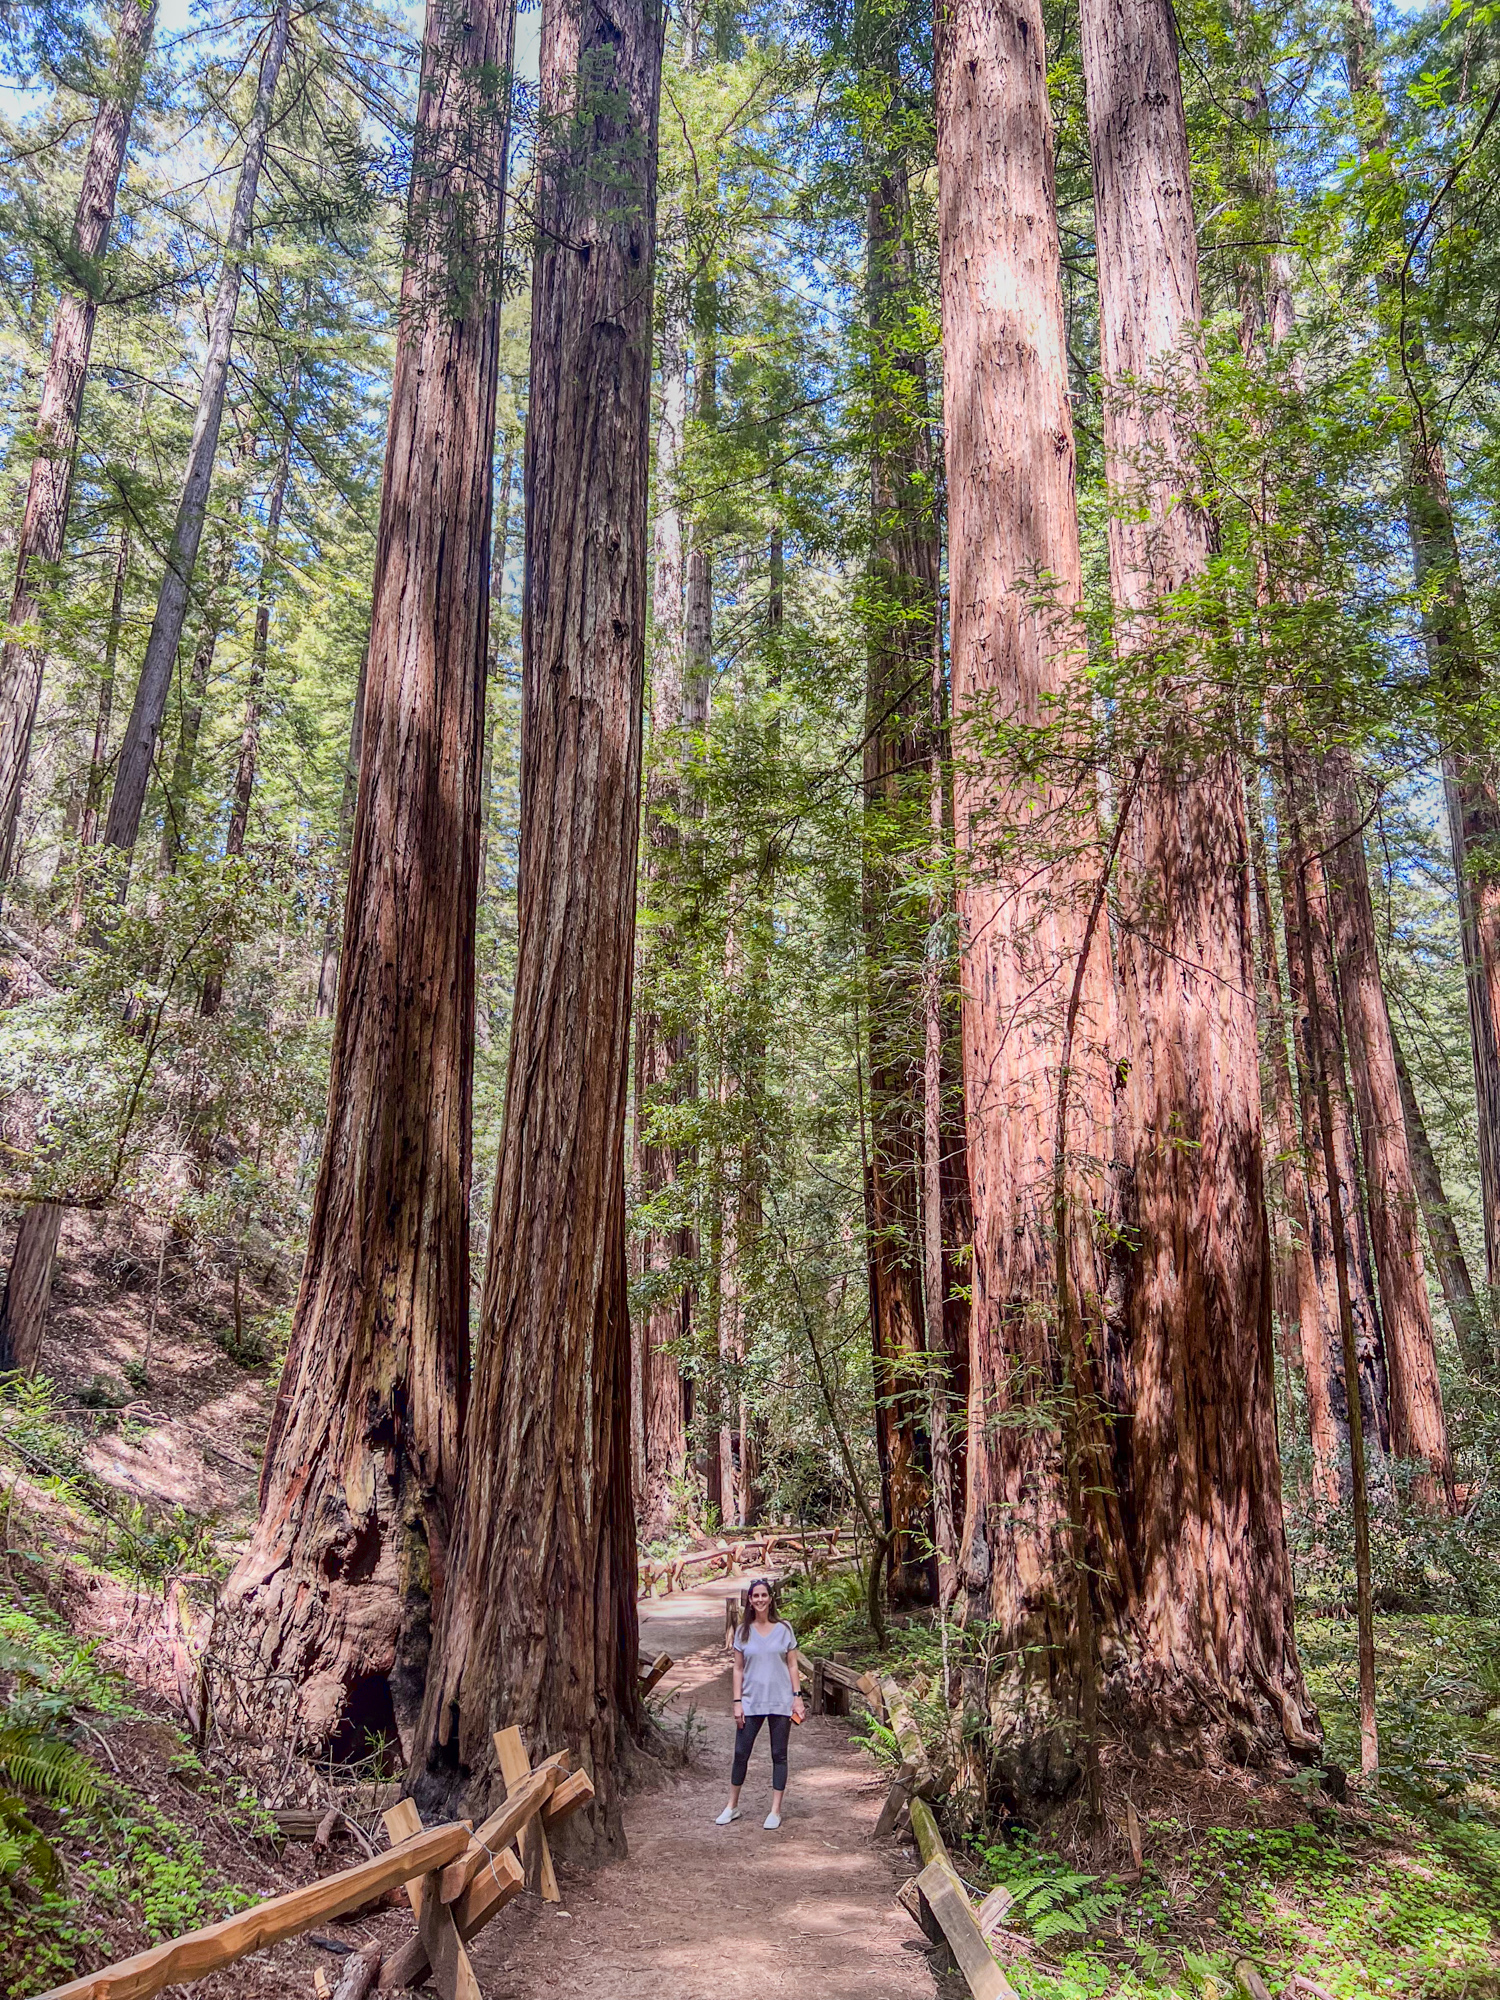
[
  {"xmin": 1389, "ymin": 1021, "xmax": 1487, "ymax": 1374},
  {"xmin": 315, "ymin": 648, "xmax": 368, "ymax": 1019},
  {"xmin": 102, "ymin": 2, "xmax": 290, "ymax": 877},
  {"xmin": 936, "ymin": 0, "xmax": 1123, "ymax": 1797},
  {"xmin": 862, "ymin": 125, "xmax": 940, "ymax": 1608},
  {"xmin": 1321, "ymin": 752, "xmax": 1456, "ymax": 1509},
  {"xmin": 1343, "ymin": 0, "xmax": 1500, "ymax": 1305},
  {"xmin": 633, "ymin": 304, "xmax": 691, "ymax": 1541},
  {"xmin": 202, "ymin": 414, "xmax": 296, "ymax": 1016},
  {"xmin": 0, "ymin": 1204, "xmax": 63, "ymax": 1375},
  {"xmin": 221, "ymin": 0, "xmax": 511, "ymax": 1754},
  {"xmin": 415, "ymin": 0, "xmax": 662, "ymax": 1841},
  {"xmin": 1079, "ymin": 0, "xmax": 1311, "ymax": 1762},
  {"xmin": 0, "ymin": 0, "xmax": 156, "ymax": 885},
  {"xmin": 1246, "ymin": 782, "xmax": 1342, "ymax": 1510}
]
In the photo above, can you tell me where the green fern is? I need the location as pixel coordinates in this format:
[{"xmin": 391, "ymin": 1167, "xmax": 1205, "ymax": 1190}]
[
  {"xmin": 0, "ymin": 1789, "xmax": 61, "ymax": 1888},
  {"xmin": 998, "ymin": 1869, "xmax": 1123, "ymax": 1946},
  {"xmin": 0, "ymin": 1724, "xmax": 99, "ymax": 1807}
]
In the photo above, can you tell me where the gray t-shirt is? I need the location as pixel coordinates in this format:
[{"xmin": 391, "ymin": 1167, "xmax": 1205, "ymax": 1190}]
[{"xmin": 733, "ymin": 1619, "xmax": 798, "ymax": 1716}]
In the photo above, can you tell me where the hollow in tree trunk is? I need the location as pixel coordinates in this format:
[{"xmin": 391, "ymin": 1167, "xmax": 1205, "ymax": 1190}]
[
  {"xmin": 414, "ymin": 0, "xmax": 663, "ymax": 1843},
  {"xmin": 220, "ymin": 0, "xmax": 512, "ymax": 1754}
]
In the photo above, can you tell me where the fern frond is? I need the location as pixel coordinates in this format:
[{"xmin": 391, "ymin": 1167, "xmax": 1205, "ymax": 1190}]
[{"xmin": 0, "ymin": 1724, "xmax": 99, "ymax": 1805}]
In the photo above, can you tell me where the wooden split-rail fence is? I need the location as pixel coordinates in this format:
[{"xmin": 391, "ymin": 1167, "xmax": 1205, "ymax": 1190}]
[
  {"xmin": 638, "ymin": 1524, "xmax": 860, "ymax": 1598},
  {"xmin": 30, "ymin": 1656, "xmax": 673, "ymax": 2000}
]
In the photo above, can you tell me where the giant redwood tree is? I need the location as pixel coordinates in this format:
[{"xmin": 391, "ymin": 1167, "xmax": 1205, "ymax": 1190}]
[
  {"xmin": 221, "ymin": 0, "xmax": 514, "ymax": 1751},
  {"xmin": 1078, "ymin": 0, "xmax": 1314, "ymax": 1760},
  {"xmin": 416, "ymin": 0, "xmax": 665, "ymax": 1839},
  {"xmin": 935, "ymin": 0, "xmax": 1122, "ymax": 1794}
]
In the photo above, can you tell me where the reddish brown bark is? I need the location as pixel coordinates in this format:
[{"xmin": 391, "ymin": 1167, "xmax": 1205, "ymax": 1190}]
[
  {"xmin": 633, "ymin": 304, "xmax": 692, "ymax": 1541},
  {"xmin": 415, "ymin": 0, "xmax": 662, "ymax": 1841},
  {"xmin": 1246, "ymin": 785, "xmax": 1341, "ymax": 1511},
  {"xmin": 1079, "ymin": 0, "xmax": 1311, "ymax": 1760},
  {"xmin": 1322, "ymin": 752, "xmax": 1456, "ymax": 1510},
  {"xmin": 0, "ymin": 0, "xmax": 155, "ymax": 884},
  {"xmin": 0, "ymin": 1204, "xmax": 63, "ymax": 1375},
  {"xmin": 1276, "ymin": 758, "xmax": 1391, "ymax": 1463},
  {"xmin": 222, "ymin": 0, "xmax": 512, "ymax": 1753},
  {"xmin": 103, "ymin": 2, "xmax": 290, "ymax": 875},
  {"xmin": 863, "ymin": 131, "xmax": 940, "ymax": 1607},
  {"xmin": 936, "ymin": 0, "xmax": 1122, "ymax": 1795}
]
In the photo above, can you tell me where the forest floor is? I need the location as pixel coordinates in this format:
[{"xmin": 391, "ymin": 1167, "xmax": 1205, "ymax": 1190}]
[{"xmin": 1, "ymin": 1211, "xmax": 1499, "ymax": 1998}]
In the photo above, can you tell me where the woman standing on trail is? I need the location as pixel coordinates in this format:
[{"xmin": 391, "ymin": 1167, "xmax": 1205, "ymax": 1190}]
[{"xmin": 716, "ymin": 1576, "xmax": 804, "ymax": 1830}]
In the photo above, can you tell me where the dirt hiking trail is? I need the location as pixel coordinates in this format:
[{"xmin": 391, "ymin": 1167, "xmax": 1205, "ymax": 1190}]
[{"xmin": 465, "ymin": 1578, "xmax": 950, "ymax": 1999}]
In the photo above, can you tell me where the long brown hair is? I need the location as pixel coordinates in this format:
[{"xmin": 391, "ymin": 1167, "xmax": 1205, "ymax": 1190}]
[{"xmin": 738, "ymin": 1576, "xmax": 780, "ymax": 1643}]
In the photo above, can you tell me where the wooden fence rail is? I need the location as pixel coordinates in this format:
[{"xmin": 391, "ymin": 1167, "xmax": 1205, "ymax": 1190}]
[{"xmin": 30, "ymin": 1723, "xmax": 598, "ymax": 2000}]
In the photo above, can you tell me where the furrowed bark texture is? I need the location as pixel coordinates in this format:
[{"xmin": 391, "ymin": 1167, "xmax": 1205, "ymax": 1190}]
[
  {"xmin": 936, "ymin": 0, "xmax": 1122, "ymax": 1798},
  {"xmin": 0, "ymin": 1204, "xmax": 64, "ymax": 1374},
  {"xmin": 633, "ymin": 301, "xmax": 692, "ymax": 1540},
  {"xmin": 1344, "ymin": 0, "xmax": 1500, "ymax": 1306},
  {"xmin": 1247, "ymin": 784, "xmax": 1340, "ymax": 1511},
  {"xmin": 315, "ymin": 648, "xmax": 368, "ymax": 1019},
  {"xmin": 0, "ymin": 0, "xmax": 155, "ymax": 884},
  {"xmin": 222, "ymin": 0, "xmax": 511, "ymax": 1752},
  {"xmin": 1322, "ymin": 752, "xmax": 1455, "ymax": 1509},
  {"xmin": 1079, "ymin": 0, "xmax": 1311, "ymax": 1761},
  {"xmin": 416, "ymin": 0, "xmax": 663, "ymax": 1842},
  {"xmin": 863, "ymin": 133, "xmax": 940, "ymax": 1607},
  {"xmin": 1277, "ymin": 755, "xmax": 1391, "ymax": 1463},
  {"xmin": 102, "ymin": 1, "xmax": 290, "ymax": 874}
]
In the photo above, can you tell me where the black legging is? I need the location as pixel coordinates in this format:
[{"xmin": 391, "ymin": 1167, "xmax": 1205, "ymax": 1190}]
[{"xmin": 732, "ymin": 1711, "xmax": 791, "ymax": 1791}]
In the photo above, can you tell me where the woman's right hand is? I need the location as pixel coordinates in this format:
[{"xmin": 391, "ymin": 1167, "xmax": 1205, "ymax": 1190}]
[{"xmin": 733, "ymin": 1699, "xmax": 744, "ymax": 1720}]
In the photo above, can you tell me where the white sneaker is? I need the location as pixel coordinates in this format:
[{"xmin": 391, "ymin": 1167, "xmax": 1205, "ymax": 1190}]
[
  {"xmin": 763, "ymin": 1811, "xmax": 782, "ymax": 1830},
  {"xmin": 715, "ymin": 1806, "xmax": 741, "ymax": 1825}
]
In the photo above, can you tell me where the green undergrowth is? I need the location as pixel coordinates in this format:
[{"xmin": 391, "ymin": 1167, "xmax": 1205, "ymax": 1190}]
[
  {"xmin": 0, "ymin": 1591, "xmax": 264, "ymax": 1996},
  {"xmin": 971, "ymin": 1803, "xmax": 1500, "ymax": 2000}
]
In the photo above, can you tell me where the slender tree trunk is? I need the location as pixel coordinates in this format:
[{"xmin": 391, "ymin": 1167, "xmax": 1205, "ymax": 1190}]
[
  {"xmin": 1246, "ymin": 780, "xmax": 1341, "ymax": 1510},
  {"xmin": 936, "ymin": 0, "xmax": 1125, "ymax": 1798},
  {"xmin": 315, "ymin": 648, "xmax": 368, "ymax": 1019},
  {"xmin": 1343, "ymin": 0, "xmax": 1500, "ymax": 1308},
  {"xmin": 0, "ymin": 1205, "xmax": 63, "ymax": 1375},
  {"xmin": 862, "ymin": 115, "xmax": 940, "ymax": 1608},
  {"xmin": 415, "ymin": 0, "xmax": 662, "ymax": 1841},
  {"xmin": 1283, "ymin": 757, "xmax": 1378, "ymax": 1775},
  {"xmin": 102, "ymin": 1, "xmax": 290, "ymax": 877},
  {"xmin": 1277, "ymin": 752, "xmax": 1392, "ymax": 1461},
  {"xmin": 1389, "ymin": 1021, "xmax": 1486, "ymax": 1374},
  {"xmin": 633, "ymin": 304, "xmax": 691, "ymax": 1541},
  {"xmin": 201, "ymin": 385, "xmax": 299, "ymax": 1016},
  {"xmin": 1321, "ymin": 751, "xmax": 1456, "ymax": 1509},
  {"xmin": 0, "ymin": 0, "xmax": 156, "ymax": 885},
  {"xmin": 1078, "ymin": 0, "xmax": 1311, "ymax": 1761},
  {"xmin": 76, "ymin": 518, "xmax": 131, "ymax": 869},
  {"xmin": 222, "ymin": 0, "xmax": 512, "ymax": 1754}
]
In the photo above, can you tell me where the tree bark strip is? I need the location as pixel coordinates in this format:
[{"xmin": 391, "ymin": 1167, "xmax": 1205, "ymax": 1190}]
[
  {"xmin": 1321, "ymin": 751, "xmax": 1455, "ymax": 1509},
  {"xmin": 416, "ymin": 0, "xmax": 663, "ymax": 1840},
  {"xmin": 0, "ymin": 1204, "xmax": 63, "ymax": 1375},
  {"xmin": 1389, "ymin": 1020, "xmax": 1488, "ymax": 1375},
  {"xmin": 0, "ymin": 0, "xmax": 156, "ymax": 884},
  {"xmin": 1078, "ymin": 0, "xmax": 1311, "ymax": 1759},
  {"xmin": 936, "ymin": 0, "xmax": 1123, "ymax": 1795},
  {"xmin": 222, "ymin": 0, "xmax": 513, "ymax": 1752}
]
